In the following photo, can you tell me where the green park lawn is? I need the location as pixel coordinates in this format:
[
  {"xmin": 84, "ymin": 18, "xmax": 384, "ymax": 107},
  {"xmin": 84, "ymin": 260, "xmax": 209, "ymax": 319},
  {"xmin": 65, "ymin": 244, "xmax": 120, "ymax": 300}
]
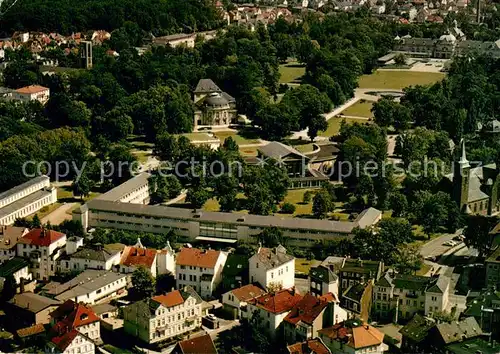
[
  {"xmin": 295, "ymin": 258, "xmax": 320, "ymax": 274},
  {"xmin": 319, "ymin": 117, "xmax": 370, "ymax": 137},
  {"xmin": 358, "ymin": 70, "xmax": 445, "ymax": 90},
  {"xmin": 340, "ymin": 101, "xmax": 374, "ymax": 118},
  {"xmin": 213, "ymin": 131, "xmax": 261, "ymax": 145},
  {"xmin": 181, "ymin": 132, "xmax": 217, "ymax": 141},
  {"xmin": 279, "ymin": 62, "xmax": 306, "ymax": 84}
]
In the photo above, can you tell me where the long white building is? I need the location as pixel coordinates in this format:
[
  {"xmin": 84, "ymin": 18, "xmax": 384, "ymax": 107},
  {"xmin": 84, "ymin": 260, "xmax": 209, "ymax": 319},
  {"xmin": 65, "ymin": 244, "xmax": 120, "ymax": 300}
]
[{"xmin": 0, "ymin": 175, "xmax": 57, "ymax": 226}]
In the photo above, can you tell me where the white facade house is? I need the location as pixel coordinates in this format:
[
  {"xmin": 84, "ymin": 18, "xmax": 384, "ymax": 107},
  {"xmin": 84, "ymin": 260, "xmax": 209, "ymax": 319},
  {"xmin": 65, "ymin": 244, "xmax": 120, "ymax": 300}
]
[
  {"xmin": 249, "ymin": 245, "xmax": 295, "ymax": 290},
  {"xmin": 0, "ymin": 226, "xmax": 28, "ymax": 262},
  {"xmin": 309, "ymin": 264, "xmax": 339, "ymax": 299},
  {"xmin": 245, "ymin": 288, "xmax": 303, "ymax": 339},
  {"xmin": 58, "ymin": 244, "xmax": 121, "ymax": 273},
  {"xmin": 118, "ymin": 239, "xmax": 175, "ymax": 277},
  {"xmin": 46, "ymin": 330, "xmax": 95, "ymax": 354},
  {"xmin": 319, "ymin": 321, "xmax": 387, "ymax": 354},
  {"xmin": 176, "ymin": 247, "xmax": 227, "ymax": 299},
  {"xmin": 124, "ymin": 286, "xmax": 203, "ymax": 344},
  {"xmin": 17, "ymin": 228, "xmax": 67, "ymax": 281},
  {"xmin": 0, "ymin": 257, "xmax": 32, "ymax": 290},
  {"xmin": 0, "ymin": 175, "xmax": 57, "ymax": 226},
  {"xmin": 373, "ymin": 272, "xmax": 450, "ymax": 322},
  {"xmin": 13, "ymin": 85, "xmax": 50, "ymax": 104},
  {"xmin": 222, "ymin": 283, "xmax": 266, "ymax": 319},
  {"xmin": 50, "ymin": 300, "xmax": 102, "ymax": 344},
  {"xmin": 43, "ymin": 269, "xmax": 128, "ymax": 305}
]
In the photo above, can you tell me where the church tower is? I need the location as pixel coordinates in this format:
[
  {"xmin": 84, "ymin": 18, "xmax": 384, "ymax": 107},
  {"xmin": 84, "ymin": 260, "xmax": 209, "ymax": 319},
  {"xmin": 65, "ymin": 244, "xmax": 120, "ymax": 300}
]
[{"xmin": 452, "ymin": 139, "xmax": 471, "ymax": 212}]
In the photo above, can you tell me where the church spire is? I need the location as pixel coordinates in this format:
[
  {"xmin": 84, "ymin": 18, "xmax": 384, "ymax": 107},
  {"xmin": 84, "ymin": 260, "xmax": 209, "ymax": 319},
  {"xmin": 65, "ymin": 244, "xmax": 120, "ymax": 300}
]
[{"xmin": 458, "ymin": 139, "xmax": 470, "ymax": 168}]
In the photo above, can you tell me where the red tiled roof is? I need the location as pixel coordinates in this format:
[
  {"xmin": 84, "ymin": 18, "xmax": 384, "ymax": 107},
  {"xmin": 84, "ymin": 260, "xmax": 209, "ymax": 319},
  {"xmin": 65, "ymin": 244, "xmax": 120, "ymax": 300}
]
[
  {"xmin": 230, "ymin": 284, "xmax": 266, "ymax": 302},
  {"xmin": 284, "ymin": 293, "xmax": 329, "ymax": 325},
  {"xmin": 51, "ymin": 329, "xmax": 81, "ymax": 351},
  {"xmin": 249, "ymin": 288, "xmax": 302, "ymax": 314},
  {"xmin": 120, "ymin": 246, "xmax": 156, "ymax": 269},
  {"xmin": 19, "ymin": 228, "xmax": 65, "ymax": 247},
  {"xmin": 17, "ymin": 324, "xmax": 45, "ymax": 338},
  {"xmin": 319, "ymin": 321, "xmax": 384, "ymax": 349},
  {"xmin": 177, "ymin": 334, "xmax": 217, "ymax": 354},
  {"xmin": 152, "ymin": 290, "xmax": 185, "ymax": 308},
  {"xmin": 51, "ymin": 300, "xmax": 100, "ymax": 330},
  {"xmin": 287, "ymin": 339, "xmax": 331, "ymax": 354},
  {"xmin": 319, "ymin": 292, "xmax": 338, "ymax": 303},
  {"xmin": 176, "ymin": 248, "xmax": 221, "ymax": 268},
  {"xmin": 15, "ymin": 85, "xmax": 49, "ymax": 94}
]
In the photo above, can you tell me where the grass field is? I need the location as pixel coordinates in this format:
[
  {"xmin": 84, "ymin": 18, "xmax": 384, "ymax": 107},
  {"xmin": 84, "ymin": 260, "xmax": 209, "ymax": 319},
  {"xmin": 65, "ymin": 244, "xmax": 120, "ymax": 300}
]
[
  {"xmin": 295, "ymin": 258, "xmax": 320, "ymax": 274},
  {"xmin": 181, "ymin": 132, "xmax": 217, "ymax": 141},
  {"xmin": 279, "ymin": 62, "xmax": 306, "ymax": 84},
  {"xmin": 340, "ymin": 101, "xmax": 374, "ymax": 118},
  {"xmin": 213, "ymin": 131, "xmax": 261, "ymax": 145},
  {"xmin": 319, "ymin": 117, "xmax": 370, "ymax": 137},
  {"xmin": 358, "ymin": 70, "xmax": 445, "ymax": 90},
  {"xmin": 416, "ymin": 262, "xmax": 432, "ymax": 276},
  {"xmin": 282, "ymin": 189, "xmax": 315, "ymax": 216},
  {"xmin": 239, "ymin": 146, "xmax": 259, "ymax": 156},
  {"xmin": 294, "ymin": 143, "xmax": 315, "ymax": 153}
]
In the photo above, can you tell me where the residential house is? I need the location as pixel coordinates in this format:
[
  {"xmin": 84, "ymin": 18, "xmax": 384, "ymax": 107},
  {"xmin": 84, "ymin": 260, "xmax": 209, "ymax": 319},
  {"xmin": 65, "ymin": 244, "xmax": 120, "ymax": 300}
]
[
  {"xmin": 59, "ymin": 243, "xmax": 121, "ymax": 272},
  {"xmin": 309, "ymin": 264, "xmax": 339, "ymax": 299},
  {"xmin": 372, "ymin": 272, "xmax": 450, "ymax": 322},
  {"xmin": 119, "ymin": 239, "xmax": 175, "ymax": 277},
  {"xmin": 245, "ymin": 288, "xmax": 303, "ymax": 339},
  {"xmin": 221, "ymin": 253, "xmax": 249, "ymax": 292},
  {"xmin": 249, "ymin": 245, "xmax": 295, "ymax": 291},
  {"xmin": 46, "ymin": 330, "xmax": 95, "ymax": 354},
  {"xmin": 341, "ymin": 282, "xmax": 373, "ymax": 323},
  {"xmin": 50, "ymin": 300, "xmax": 102, "ymax": 344},
  {"xmin": 319, "ymin": 320, "xmax": 388, "ymax": 354},
  {"xmin": 0, "ymin": 226, "xmax": 28, "ymax": 262},
  {"xmin": 7, "ymin": 292, "xmax": 62, "ymax": 328},
  {"xmin": 222, "ymin": 283, "xmax": 266, "ymax": 319},
  {"xmin": 13, "ymin": 85, "xmax": 50, "ymax": 104},
  {"xmin": 176, "ymin": 247, "xmax": 227, "ymax": 299},
  {"xmin": 485, "ymin": 247, "xmax": 500, "ymax": 289},
  {"xmin": 400, "ymin": 316, "xmax": 484, "ymax": 353},
  {"xmin": 339, "ymin": 258, "xmax": 383, "ymax": 295},
  {"xmin": 17, "ymin": 228, "xmax": 67, "ymax": 281},
  {"xmin": 286, "ymin": 339, "xmax": 331, "ymax": 354},
  {"xmin": 91, "ymin": 303, "xmax": 118, "ymax": 320},
  {"xmin": 172, "ymin": 333, "xmax": 218, "ymax": 354},
  {"xmin": 123, "ymin": 286, "xmax": 203, "ymax": 344},
  {"xmin": 0, "ymin": 256, "xmax": 32, "ymax": 291},
  {"xmin": 283, "ymin": 293, "xmax": 342, "ymax": 344},
  {"xmin": 42, "ymin": 269, "xmax": 128, "ymax": 304},
  {"xmin": 193, "ymin": 79, "xmax": 237, "ymax": 128},
  {"xmin": 463, "ymin": 289, "xmax": 500, "ymax": 337}
]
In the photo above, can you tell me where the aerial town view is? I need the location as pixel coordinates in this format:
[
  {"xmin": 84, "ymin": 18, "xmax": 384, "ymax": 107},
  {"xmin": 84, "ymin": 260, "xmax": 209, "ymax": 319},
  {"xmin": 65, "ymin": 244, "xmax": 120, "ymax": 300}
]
[{"xmin": 0, "ymin": 0, "xmax": 500, "ymax": 353}]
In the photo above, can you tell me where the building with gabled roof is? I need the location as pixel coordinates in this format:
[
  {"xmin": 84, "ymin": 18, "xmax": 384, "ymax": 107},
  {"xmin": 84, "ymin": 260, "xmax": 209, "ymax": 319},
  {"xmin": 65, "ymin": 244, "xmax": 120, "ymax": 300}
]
[
  {"xmin": 46, "ymin": 329, "xmax": 94, "ymax": 354},
  {"xmin": 287, "ymin": 338, "xmax": 331, "ymax": 354},
  {"xmin": 0, "ymin": 226, "xmax": 28, "ymax": 262},
  {"xmin": 399, "ymin": 314, "xmax": 436, "ymax": 352},
  {"xmin": 249, "ymin": 245, "xmax": 295, "ymax": 291},
  {"xmin": 245, "ymin": 288, "xmax": 303, "ymax": 338},
  {"xmin": 176, "ymin": 247, "xmax": 227, "ymax": 299},
  {"xmin": 463, "ymin": 289, "xmax": 500, "ymax": 336},
  {"xmin": 59, "ymin": 243, "xmax": 121, "ymax": 273},
  {"xmin": 8, "ymin": 292, "xmax": 62, "ymax": 328},
  {"xmin": 319, "ymin": 320, "xmax": 387, "ymax": 354},
  {"xmin": 173, "ymin": 333, "xmax": 218, "ymax": 354},
  {"xmin": 310, "ymin": 264, "xmax": 339, "ymax": 299},
  {"xmin": 339, "ymin": 258, "xmax": 383, "ymax": 295},
  {"xmin": 222, "ymin": 283, "xmax": 266, "ymax": 319},
  {"xmin": 13, "ymin": 85, "xmax": 50, "ymax": 104},
  {"xmin": 0, "ymin": 256, "xmax": 32, "ymax": 291},
  {"xmin": 118, "ymin": 238, "xmax": 175, "ymax": 277},
  {"xmin": 50, "ymin": 300, "xmax": 101, "ymax": 345},
  {"xmin": 124, "ymin": 286, "xmax": 203, "ymax": 344}
]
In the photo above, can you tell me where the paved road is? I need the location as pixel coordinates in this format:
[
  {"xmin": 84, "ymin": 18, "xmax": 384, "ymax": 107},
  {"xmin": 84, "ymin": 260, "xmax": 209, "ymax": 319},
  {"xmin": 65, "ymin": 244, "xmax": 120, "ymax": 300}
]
[
  {"xmin": 295, "ymin": 277, "xmax": 309, "ymax": 295},
  {"xmin": 41, "ymin": 202, "xmax": 77, "ymax": 225},
  {"xmin": 419, "ymin": 229, "xmax": 462, "ymax": 258}
]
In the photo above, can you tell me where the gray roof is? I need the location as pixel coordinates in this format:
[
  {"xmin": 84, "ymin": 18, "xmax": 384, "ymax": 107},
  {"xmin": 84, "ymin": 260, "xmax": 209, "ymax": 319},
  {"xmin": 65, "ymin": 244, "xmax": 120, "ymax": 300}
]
[
  {"xmin": 444, "ymin": 164, "xmax": 495, "ymax": 203},
  {"xmin": 258, "ymin": 141, "xmax": 308, "ymax": 160},
  {"xmin": 95, "ymin": 172, "xmax": 150, "ymax": 202},
  {"xmin": 375, "ymin": 272, "xmax": 393, "ymax": 287},
  {"xmin": 194, "ymin": 79, "xmax": 221, "ymax": 94},
  {"xmin": 354, "ymin": 207, "xmax": 381, "ymax": 228},
  {"xmin": 91, "ymin": 303, "xmax": 117, "ymax": 315},
  {"xmin": 85, "ymin": 199, "xmax": 378, "ymax": 234},
  {"xmin": 310, "ymin": 265, "xmax": 338, "ymax": 283},
  {"xmin": 9, "ymin": 292, "xmax": 61, "ymax": 313},
  {"xmin": 70, "ymin": 246, "xmax": 120, "ymax": 262},
  {"xmin": 42, "ymin": 269, "xmax": 127, "ymax": 298},
  {"xmin": 0, "ymin": 257, "xmax": 30, "ymax": 277},
  {"xmin": 436, "ymin": 317, "xmax": 482, "ymax": 344},
  {"xmin": 0, "ymin": 175, "xmax": 49, "ymax": 204},
  {"xmin": 377, "ymin": 272, "xmax": 449, "ymax": 293},
  {"xmin": 252, "ymin": 245, "xmax": 294, "ymax": 269},
  {"xmin": 427, "ymin": 274, "xmax": 449, "ymax": 294},
  {"xmin": 0, "ymin": 189, "xmax": 53, "ymax": 219},
  {"xmin": 221, "ymin": 91, "xmax": 235, "ymax": 103},
  {"xmin": 204, "ymin": 93, "xmax": 229, "ymax": 106},
  {"xmin": 321, "ymin": 256, "xmax": 346, "ymax": 269},
  {"xmin": 343, "ymin": 282, "xmax": 366, "ymax": 303}
]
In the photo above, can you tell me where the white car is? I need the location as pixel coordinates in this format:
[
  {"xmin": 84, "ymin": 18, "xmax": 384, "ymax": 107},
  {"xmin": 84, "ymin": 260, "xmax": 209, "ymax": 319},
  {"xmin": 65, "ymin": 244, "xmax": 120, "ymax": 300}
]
[{"xmin": 443, "ymin": 241, "xmax": 454, "ymax": 246}]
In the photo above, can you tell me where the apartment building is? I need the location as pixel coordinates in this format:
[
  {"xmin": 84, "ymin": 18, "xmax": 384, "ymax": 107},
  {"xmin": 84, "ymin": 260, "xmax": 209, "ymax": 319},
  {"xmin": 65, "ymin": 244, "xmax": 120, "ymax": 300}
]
[
  {"xmin": 13, "ymin": 85, "xmax": 50, "ymax": 104},
  {"xmin": 0, "ymin": 226, "xmax": 28, "ymax": 262},
  {"xmin": 339, "ymin": 258, "xmax": 383, "ymax": 295},
  {"xmin": 222, "ymin": 283, "xmax": 266, "ymax": 319},
  {"xmin": 249, "ymin": 245, "xmax": 295, "ymax": 290},
  {"xmin": 42, "ymin": 269, "xmax": 128, "ymax": 305},
  {"xmin": 176, "ymin": 247, "xmax": 227, "ymax": 299},
  {"xmin": 0, "ymin": 175, "xmax": 57, "ymax": 226},
  {"xmin": 245, "ymin": 288, "xmax": 303, "ymax": 339},
  {"xmin": 372, "ymin": 272, "xmax": 450, "ymax": 321},
  {"xmin": 118, "ymin": 238, "xmax": 175, "ymax": 277},
  {"xmin": 123, "ymin": 286, "xmax": 203, "ymax": 344},
  {"xmin": 309, "ymin": 264, "xmax": 339, "ymax": 299},
  {"xmin": 17, "ymin": 228, "xmax": 67, "ymax": 280},
  {"xmin": 60, "ymin": 244, "xmax": 121, "ymax": 272},
  {"xmin": 50, "ymin": 300, "xmax": 102, "ymax": 344},
  {"xmin": 46, "ymin": 330, "xmax": 95, "ymax": 354}
]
